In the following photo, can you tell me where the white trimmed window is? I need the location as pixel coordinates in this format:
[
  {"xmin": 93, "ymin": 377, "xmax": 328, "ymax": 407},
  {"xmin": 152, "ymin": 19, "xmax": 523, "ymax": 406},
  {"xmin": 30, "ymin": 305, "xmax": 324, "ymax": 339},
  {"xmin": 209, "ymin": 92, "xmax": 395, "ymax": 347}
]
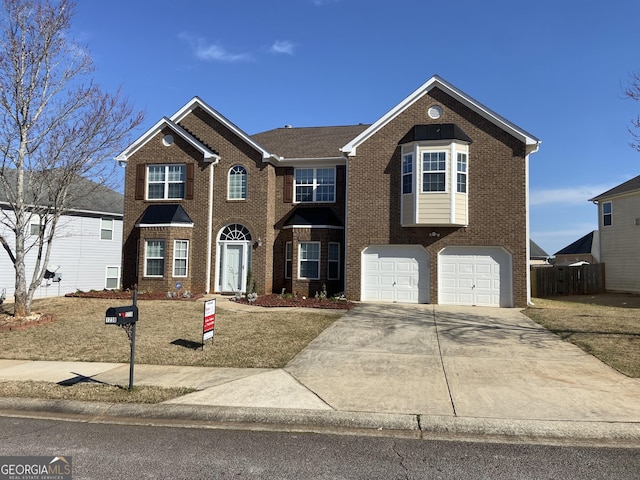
[
  {"xmin": 402, "ymin": 154, "xmax": 413, "ymax": 194},
  {"xmin": 100, "ymin": 218, "xmax": 113, "ymax": 240},
  {"xmin": 29, "ymin": 214, "xmax": 43, "ymax": 236},
  {"xmin": 328, "ymin": 242, "xmax": 340, "ymax": 280},
  {"xmin": 298, "ymin": 242, "xmax": 320, "ymax": 279},
  {"xmin": 145, "ymin": 240, "xmax": 165, "ymax": 277},
  {"xmin": 603, "ymin": 201, "xmax": 612, "ymax": 226},
  {"xmin": 456, "ymin": 153, "xmax": 467, "ymax": 193},
  {"xmin": 294, "ymin": 168, "xmax": 335, "ymax": 203},
  {"xmin": 422, "ymin": 152, "xmax": 447, "ymax": 192},
  {"xmin": 228, "ymin": 165, "xmax": 247, "ymax": 200},
  {"xmin": 147, "ymin": 164, "xmax": 185, "ymax": 199},
  {"xmin": 173, "ymin": 240, "xmax": 189, "ymax": 277},
  {"xmin": 285, "ymin": 242, "xmax": 292, "ymax": 279},
  {"xmin": 105, "ymin": 266, "xmax": 120, "ymax": 290}
]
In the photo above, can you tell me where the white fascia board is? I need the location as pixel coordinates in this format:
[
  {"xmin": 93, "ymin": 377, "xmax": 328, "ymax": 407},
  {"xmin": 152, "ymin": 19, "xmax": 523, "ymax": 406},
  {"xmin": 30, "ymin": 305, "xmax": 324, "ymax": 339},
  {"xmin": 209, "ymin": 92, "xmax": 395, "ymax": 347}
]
[
  {"xmin": 341, "ymin": 75, "xmax": 541, "ymax": 156},
  {"xmin": 172, "ymin": 96, "xmax": 275, "ymax": 162},
  {"xmin": 115, "ymin": 117, "xmax": 220, "ymax": 163}
]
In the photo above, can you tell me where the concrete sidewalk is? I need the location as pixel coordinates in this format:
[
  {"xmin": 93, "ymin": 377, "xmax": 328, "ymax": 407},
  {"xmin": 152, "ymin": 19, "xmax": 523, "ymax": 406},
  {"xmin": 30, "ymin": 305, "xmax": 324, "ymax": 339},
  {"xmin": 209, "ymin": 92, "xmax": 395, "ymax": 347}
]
[{"xmin": 1, "ymin": 303, "xmax": 639, "ymax": 445}]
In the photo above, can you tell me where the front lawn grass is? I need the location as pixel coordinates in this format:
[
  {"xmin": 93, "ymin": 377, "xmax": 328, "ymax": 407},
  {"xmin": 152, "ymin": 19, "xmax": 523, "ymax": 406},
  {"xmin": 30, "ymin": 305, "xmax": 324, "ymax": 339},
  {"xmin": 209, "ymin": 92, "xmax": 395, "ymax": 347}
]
[{"xmin": 524, "ymin": 295, "xmax": 640, "ymax": 378}]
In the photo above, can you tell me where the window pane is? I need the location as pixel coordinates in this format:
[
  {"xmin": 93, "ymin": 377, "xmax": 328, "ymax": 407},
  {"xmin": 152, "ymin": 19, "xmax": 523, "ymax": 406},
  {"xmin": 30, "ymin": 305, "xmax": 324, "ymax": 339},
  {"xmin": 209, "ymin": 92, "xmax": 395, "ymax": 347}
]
[
  {"xmin": 457, "ymin": 173, "xmax": 467, "ymax": 193},
  {"xmin": 301, "ymin": 261, "xmax": 319, "ymax": 279},
  {"xmin": 147, "ymin": 259, "xmax": 164, "ymax": 276},
  {"xmin": 106, "ymin": 277, "xmax": 119, "ymax": 289},
  {"xmin": 423, "ymin": 173, "xmax": 446, "ymax": 192},
  {"xmin": 167, "ymin": 182, "xmax": 185, "ymax": 199},
  {"xmin": 285, "ymin": 242, "xmax": 292, "ymax": 279},
  {"xmin": 295, "ymin": 169, "xmax": 314, "ymax": 184},
  {"xmin": 296, "ymin": 185, "xmax": 314, "ymax": 202},
  {"xmin": 147, "ymin": 183, "xmax": 164, "ymax": 199},
  {"xmin": 101, "ymin": 218, "xmax": 113, "ymax": 240},
  {"xmin": 316, "ymin": 169, "xmax": 334, "ymax": 184},
  {"xmin": 316, "ymin": 185, "xmax": 334, "ymax": 202},
  {"xmin": 148, "ymin": 166, "xmax": 165, "ymax": 182},
  {"xmin": 228, "ymin": 166, "xmax": 247, "ymax": 200},
  {"xmin": 167, "ymin": 165, "xmax": 185, "ymax": 181},
  {"xmin": 300, "ymin": 242, "xmax": 320, "ymax": 260},
  {"xmin": 603, "ymin": 202, "xmax": 611, "ymax": 214}
]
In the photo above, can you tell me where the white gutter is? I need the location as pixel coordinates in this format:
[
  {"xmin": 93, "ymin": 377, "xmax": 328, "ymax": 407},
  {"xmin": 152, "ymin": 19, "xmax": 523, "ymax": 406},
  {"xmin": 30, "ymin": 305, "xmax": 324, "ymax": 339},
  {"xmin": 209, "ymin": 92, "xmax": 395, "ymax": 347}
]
[
  {"xmin": 206, "ymin": 164, "xmax": 214, "ymax": 293},
  {"xmin": 525, "ymin": 143, "xmax": 540, "ymax": 306}
]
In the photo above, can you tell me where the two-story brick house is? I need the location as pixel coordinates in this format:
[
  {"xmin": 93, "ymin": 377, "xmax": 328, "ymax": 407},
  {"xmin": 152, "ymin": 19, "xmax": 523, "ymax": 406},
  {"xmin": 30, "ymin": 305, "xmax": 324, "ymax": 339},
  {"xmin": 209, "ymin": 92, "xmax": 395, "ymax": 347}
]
[{"xmin": 116, "ymin": 75, "xmax": 540, "ymax": 307}]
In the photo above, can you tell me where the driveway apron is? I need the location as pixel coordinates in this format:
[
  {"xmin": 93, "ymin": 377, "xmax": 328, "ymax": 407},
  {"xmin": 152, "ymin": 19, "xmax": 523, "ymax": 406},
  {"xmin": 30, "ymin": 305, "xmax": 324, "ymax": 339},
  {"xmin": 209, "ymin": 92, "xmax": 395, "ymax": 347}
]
[{"xmin": 285, "ymin": 303, "xmax": 640, "ymax": 422}]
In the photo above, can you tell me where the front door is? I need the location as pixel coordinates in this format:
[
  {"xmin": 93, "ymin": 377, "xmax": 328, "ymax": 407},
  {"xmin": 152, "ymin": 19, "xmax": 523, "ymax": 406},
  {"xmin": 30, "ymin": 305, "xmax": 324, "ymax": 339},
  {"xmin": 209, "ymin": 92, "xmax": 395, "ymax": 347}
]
[{"xmin": 222, "ymin": 243, "xmax": 245, "ymax": 293}]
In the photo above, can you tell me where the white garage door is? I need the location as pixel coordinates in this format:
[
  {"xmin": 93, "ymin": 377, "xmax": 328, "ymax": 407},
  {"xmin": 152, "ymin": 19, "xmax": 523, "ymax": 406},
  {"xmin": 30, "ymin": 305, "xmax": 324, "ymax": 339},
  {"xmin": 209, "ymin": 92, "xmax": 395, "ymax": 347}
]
[
  {"xmin": 439, "ymin": 247, "xmax": 512, "ymax": 307},
  {"xmin": 362, "ymin": 245, "xmax": 429, "ymax": 303}
]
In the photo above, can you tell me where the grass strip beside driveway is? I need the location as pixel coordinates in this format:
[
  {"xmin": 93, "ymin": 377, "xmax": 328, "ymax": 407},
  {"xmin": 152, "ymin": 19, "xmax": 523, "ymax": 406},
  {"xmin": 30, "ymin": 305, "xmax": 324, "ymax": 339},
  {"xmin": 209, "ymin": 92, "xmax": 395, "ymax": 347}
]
[{"xmin": 524, "ymin": 296, "xmax": 640, "ymax": 378}]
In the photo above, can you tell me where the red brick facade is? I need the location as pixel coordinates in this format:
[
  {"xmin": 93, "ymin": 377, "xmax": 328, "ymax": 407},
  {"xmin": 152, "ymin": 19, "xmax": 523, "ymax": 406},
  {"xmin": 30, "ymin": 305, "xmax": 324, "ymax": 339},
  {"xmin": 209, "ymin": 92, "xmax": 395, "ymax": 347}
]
[{"xmin": 119, "ymin": 78, "xmax": 538, "ymax": 306}]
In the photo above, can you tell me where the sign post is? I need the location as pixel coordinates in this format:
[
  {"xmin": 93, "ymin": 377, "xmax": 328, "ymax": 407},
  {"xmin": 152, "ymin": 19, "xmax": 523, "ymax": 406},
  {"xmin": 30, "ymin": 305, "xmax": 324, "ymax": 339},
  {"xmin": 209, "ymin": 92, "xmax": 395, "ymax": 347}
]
[{"xmin": 202, "ymin": 298, "xmax": 216, "ymax": 347}]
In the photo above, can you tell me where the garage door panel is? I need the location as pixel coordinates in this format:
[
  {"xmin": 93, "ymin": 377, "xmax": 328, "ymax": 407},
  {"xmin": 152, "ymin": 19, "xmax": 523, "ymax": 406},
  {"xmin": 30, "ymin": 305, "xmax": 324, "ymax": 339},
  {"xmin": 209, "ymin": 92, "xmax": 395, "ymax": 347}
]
[
  {"xmin": 439, "ymin": 247, "xmax": 512, "ymax": 307},
  {"xmin": 362, "ymin": 246, "xmax": 429, "ymax": 304}
]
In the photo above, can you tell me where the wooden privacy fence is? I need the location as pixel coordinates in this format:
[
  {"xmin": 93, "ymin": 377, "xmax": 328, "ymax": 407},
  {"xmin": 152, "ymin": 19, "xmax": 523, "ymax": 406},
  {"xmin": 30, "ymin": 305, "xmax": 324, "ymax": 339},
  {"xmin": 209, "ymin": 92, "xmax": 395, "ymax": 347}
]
[{"xmin": 531, "ymin": 263, "xmax": 605, "ymax": 297}]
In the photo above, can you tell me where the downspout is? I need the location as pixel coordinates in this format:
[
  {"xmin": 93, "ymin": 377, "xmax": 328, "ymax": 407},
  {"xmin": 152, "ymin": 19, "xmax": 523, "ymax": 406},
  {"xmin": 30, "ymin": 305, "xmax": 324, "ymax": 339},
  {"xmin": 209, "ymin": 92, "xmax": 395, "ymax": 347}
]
[
  {"xmin": 525, "ymin": 143, "xmax": 540, "ymax": 306},
  {"xmin": 343, "ymin": 158, "xmax": 349, "ymax": 295},
  {"xmin": 206, "ymin": 165, "xmax": 214, "ymax": 293}
]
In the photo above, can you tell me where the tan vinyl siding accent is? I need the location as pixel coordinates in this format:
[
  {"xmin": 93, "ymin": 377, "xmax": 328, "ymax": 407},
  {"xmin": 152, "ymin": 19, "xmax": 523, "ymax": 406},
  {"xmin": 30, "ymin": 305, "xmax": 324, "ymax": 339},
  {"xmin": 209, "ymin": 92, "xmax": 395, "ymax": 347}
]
[
  {"xmin": 417, "ymin": 193, "xmax": 450, "ymax": 224},
  {"xmin": 402, "ymin": 193, "xmax": 415, "ymax": 225},
  {"xmin": 599, "ymin": 194, "xmax": 640, "ymax": 293},
  {"xmin": 455, "ymin": 193, "xmax": 468, "ymax": 225}
]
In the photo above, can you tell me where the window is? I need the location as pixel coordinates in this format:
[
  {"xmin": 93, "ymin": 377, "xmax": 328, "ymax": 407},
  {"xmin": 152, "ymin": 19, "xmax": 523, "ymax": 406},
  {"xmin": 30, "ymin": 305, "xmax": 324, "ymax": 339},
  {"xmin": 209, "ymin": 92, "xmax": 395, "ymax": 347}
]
[
  {"xmin": 285, "ymin": 242, "xmax": 292, "ymax": 279},
  {"xmin": 29, "ymin": 215, "xmax": 43, "ymax": 236},
  {"xmin": 328, "ymin": 242, "xmax": 340, "ymax": 280},
  {"xmin": 105, "ymin": 266, "xmax": 120, "ymax": 290},
  {"xmin": 228, "ymin": 165, "xmax": 247, "ymax": 200},
  {"xmin": 294, "ymin": 168, "xmax": 335, "ymax": 203},
  {"xmin": 298, "ymin": 242, "xmax": 320, "ymax": 279},
  {"xmin": 100, "ymin": 218, "xmax": 113, "ymax": 240},
  {"xmin": 402, "ymin": 154, "xmax": 413, "ymax": 194},
  {"xmin": 603, "ymin": 201, "xmax": 612, "ymax": 226},
  {"xmin": 422, "ymin": 152, "xmax": 446, "ymax": 192},
  {"xmin": 145, "ymin": 240, "xmax": 165, "ymax": 277},
  {"xmin": 173, "ymin": 240, "xmax": 189, "ymax": 277},
  {"xmin": 147, "ymin": 164, "xmax": 185, "ymax": 199},
  {"xmin": 456, "ymin": 153, "xmax": 467, "ymax": 193}
]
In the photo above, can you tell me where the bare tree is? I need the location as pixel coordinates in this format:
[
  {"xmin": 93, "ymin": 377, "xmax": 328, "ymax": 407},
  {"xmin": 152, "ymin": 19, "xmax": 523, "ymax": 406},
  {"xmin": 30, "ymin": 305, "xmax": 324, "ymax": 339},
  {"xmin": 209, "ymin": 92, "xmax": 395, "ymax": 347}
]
[
  {"xmin": 0, "ymin": 0, "xmax": 144, "ymax": 317},
  {"xmin": 625, "ymin": 72, "xmax": 640, "ymax": 152}
]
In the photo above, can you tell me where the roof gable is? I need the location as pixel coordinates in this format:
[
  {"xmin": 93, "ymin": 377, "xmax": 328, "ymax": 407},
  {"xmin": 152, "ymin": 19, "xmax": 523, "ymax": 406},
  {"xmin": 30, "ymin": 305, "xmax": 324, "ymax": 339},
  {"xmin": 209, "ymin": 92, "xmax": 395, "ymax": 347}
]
[
  {"xmin": 171, "ymin": 97, "xmax": 275, "ymax": 162},
  {"xmin": 555, "ymin": 231, "xmax": 595, "ymax": 256},
  {"xmin": 341, "ymin": 75, "xmax": 540, "ymax": 156},
  {"xmin": 116, "ymin": 116, "xmax": 220, "ymax": 164},
  {"xmin": 589, "ymin": 174, "xmax": 640, "ymax": 202}
]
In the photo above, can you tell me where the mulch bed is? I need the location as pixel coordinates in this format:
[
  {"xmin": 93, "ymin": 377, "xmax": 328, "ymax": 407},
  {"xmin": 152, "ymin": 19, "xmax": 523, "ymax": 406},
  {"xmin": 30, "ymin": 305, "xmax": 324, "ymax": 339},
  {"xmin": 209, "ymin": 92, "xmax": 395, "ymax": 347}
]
[
  {"xmin": 0, "ymin": 313, "xmax": 54, "ymax": 332},
  {"xmin": 231, "ymin": 294, "xmax": 354, "ymax": 310},
  {"xmin": 65, "ymin": 290, "xmax": 205, "ymax": 301}
]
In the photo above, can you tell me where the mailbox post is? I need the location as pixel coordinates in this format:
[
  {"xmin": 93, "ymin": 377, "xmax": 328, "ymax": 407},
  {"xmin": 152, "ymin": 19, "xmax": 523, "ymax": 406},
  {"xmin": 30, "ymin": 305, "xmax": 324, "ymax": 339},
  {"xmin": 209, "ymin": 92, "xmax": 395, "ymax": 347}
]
[{"xmin": 105, "ymin": 289, "xmax": 139, "ymax": 391}]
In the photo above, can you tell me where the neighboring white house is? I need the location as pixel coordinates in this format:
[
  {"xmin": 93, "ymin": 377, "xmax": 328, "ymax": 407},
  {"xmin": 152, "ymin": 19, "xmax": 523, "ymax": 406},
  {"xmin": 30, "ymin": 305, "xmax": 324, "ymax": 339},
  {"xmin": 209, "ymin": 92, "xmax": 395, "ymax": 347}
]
[
  {"xmin": 0, "ymin": 175, "xmax": 123, "ymax": 299},
  {"xmin": 589, "ymin": 174, "xmax": 640, "ymax": 294}
]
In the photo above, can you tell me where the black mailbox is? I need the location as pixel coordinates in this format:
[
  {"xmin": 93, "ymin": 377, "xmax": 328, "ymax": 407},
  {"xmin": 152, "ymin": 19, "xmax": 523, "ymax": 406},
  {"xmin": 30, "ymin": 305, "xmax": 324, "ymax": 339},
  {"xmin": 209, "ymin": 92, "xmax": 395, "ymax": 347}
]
[{"xmin": 105, "ymin": 305, "xmax": 138, "ymax": 325}]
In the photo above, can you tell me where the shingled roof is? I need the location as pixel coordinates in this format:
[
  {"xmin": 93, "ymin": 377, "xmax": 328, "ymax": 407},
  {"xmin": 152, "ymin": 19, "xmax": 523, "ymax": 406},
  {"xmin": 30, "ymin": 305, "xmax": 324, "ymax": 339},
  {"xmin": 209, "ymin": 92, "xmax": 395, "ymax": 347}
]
[
  {"xmin": 555, "ymin": 231, "xmax": 596, "ymax": 256},
  {"xmin": 252, "ymin": 125, "xmax": 370, "ymax": 159},
  {"xmin": 589, "ymin": 174, "xmax": 640, "ymax": 202},
  {"xmin": 0, "ymin": 170, "xmax": 123, "ymax": 215}
]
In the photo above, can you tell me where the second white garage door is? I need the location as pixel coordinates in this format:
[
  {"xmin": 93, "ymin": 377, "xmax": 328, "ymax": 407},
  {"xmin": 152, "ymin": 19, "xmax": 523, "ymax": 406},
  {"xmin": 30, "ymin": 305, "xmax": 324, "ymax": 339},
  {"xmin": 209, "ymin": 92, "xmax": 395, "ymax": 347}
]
[
  {"xmin": 362, "ymin": 245, "xmax": 430, "ymax": 303},
  {"xmin": 438, "ymin": 247, "xmax": 512, "ymax": 307}
]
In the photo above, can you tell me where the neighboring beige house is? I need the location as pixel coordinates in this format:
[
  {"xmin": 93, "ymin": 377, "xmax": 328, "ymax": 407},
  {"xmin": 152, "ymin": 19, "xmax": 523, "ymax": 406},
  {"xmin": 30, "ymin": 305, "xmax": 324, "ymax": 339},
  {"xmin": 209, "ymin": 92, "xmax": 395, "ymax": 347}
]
[
  {"xmin": 116, "ymin": 75, "xmax": 540, "ymax": 307},
  {"xmin": 554, "ymin": 230, "xmax": 599, "ymax": 266},
  {"xmin": 590, "ymin": 175, "xmax": 640, "ymax": 293},
  {"xmin": 530, "ymin": 240, "xmax": 551, "ymax": 265}
]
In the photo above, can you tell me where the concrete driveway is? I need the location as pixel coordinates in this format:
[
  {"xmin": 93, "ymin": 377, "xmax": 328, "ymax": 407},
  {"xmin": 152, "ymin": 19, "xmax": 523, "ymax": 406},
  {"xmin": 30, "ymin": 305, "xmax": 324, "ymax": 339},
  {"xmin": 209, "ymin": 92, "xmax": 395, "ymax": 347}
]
[{"xmin": 285, "ymin": 303, "xmax": 640, "ymax": 422}]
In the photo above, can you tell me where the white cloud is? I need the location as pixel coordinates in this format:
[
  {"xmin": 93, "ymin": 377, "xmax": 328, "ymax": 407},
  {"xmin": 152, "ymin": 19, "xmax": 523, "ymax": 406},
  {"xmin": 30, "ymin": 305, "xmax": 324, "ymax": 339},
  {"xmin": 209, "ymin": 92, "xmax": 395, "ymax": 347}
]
[
  {"xmin": 270, "ymin": 40, "xmax": 295, "ymax": 55},
  {"xmin": 529, "ymin": 184, "xmax": 615, "ymax": 206},
  {"xmin": 178, "ymin": 33, "xmax": 252, "ymax": 62}
]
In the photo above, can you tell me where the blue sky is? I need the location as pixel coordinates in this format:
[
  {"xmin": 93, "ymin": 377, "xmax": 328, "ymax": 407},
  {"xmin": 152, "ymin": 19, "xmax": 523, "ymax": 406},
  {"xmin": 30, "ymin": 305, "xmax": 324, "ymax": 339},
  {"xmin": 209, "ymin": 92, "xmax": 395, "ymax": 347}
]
[{"xmin": 71, "ymin": 0, "xmax": 640, "ymax": 256}]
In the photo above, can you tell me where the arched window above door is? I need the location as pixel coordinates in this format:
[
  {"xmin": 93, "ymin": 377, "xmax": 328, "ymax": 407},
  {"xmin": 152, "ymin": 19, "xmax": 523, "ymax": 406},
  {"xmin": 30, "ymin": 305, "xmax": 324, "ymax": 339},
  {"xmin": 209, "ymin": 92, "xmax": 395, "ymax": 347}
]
[{"xmin": 220, "ymin": 224, "xmax": 251, "ymax": 241}]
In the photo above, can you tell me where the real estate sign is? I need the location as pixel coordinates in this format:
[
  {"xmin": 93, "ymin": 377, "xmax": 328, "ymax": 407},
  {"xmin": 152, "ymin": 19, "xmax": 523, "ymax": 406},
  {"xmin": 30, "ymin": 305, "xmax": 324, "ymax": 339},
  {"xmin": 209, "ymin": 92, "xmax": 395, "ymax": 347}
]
[{"xmin": 202, "ymin": 298, "xmax": 216, "ymax": 343}]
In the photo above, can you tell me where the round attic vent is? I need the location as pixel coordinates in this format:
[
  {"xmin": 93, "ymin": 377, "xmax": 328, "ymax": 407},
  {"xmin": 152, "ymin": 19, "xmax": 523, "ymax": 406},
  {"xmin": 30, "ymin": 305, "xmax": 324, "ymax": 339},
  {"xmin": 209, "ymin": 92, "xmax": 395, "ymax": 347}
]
[
  {"xmin": 428, "ymin": 105, "xmax": 443, "ymax": 119},
  {"xmin": 162, "ymin": 134, "xmax": 174, "ymax": 146}
]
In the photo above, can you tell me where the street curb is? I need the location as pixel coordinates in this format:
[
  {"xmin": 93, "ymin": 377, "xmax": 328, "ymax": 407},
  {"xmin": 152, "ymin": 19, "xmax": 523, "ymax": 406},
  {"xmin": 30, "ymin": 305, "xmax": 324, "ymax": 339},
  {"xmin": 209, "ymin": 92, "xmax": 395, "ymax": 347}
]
[{"xmin": 0, "ymin": 397, "xmax": 638, "ymax": 446}]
